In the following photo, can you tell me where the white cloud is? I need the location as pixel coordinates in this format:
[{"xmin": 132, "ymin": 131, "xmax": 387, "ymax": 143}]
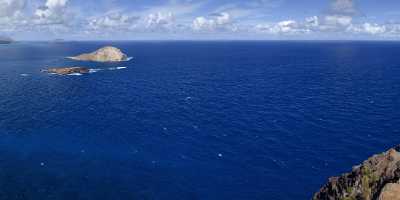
[
  {"xmin": 324, "ymin": 15, "xmax": 353, "ymax": 27},
  {"xmin": 89, "ymin": 12, "xmax": 139, "ymax": 31},
  {"xmin": 192, "ymin": 12, "xmax": 235, "ymax": 32},
  {"xmin": 213, "ymin": 4, "xmax": 253, "ymax": 19},
  {"xmin": 305, "ymin": 16, "xmax": 319, "ymax": 28},
  {"xmin": 0, "ymin": 0, "xmax": 25, "ymax": 18},
  {"xmin": 274, "ymin": 20, "xmax": 300, "ymax": 33},
  {"xmin": 347, "ymin": 23, "xmax": 387, "ymax": 35},
  {"xmin": 330, "ymin": 0, "xmax": 357, "ymax": 15},
  {"xmin": 0, "ymin": 0, "xmax": 28, "ymax": 33},
  {"xmin": 252, "ymin": 0, "xmax": 356, "ymax": 37},
  {"xmin": 193, "ymin": 16, "xmax": 214, "ymax": 31},
  {"xmin": 255, "ymin": 20, "xmax": 311, "ymax": 35},
  {"xmin": 214, "ymin": 12, "xmax": 231, "ymax": 25},
  {"xmin": 314, "ymin": 0, "xmax": 356, "ymax": 32},
  {"xmin": 362, "ymin": 23, "xmax": 387, "ymax": 35},
  {"xmin": 144, "ymin": 1, "xmax": 204, "ymax": 17},
  {"xmin": 0, "ymin": 0, "xmax": 399, "ymax": 40},
  {"xmin": 34, "ymin": 0, "xmax": 69, "ymax": 24},
  {"xmin": 254, "ymin": 14, "xmax": 389, "ymax": 38},
  {"xmin": 384, "ymin": 24, "xmax": 400, "ymax": 38},
  {"xmin": 85, "ymin": 11, "xmax": 180, "ymax": 36},
  {"xmin": 146, "ymin": 12, "xmax": 175, "ymax": 30}
]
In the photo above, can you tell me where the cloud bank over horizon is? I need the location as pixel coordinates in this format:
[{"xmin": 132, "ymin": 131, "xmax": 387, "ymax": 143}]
[{"xmin": 1, "ymin": 0, "xmax": 400, "ymax": 40}]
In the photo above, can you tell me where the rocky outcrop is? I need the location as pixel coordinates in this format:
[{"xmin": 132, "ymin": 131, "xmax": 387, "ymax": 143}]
[
  {"xmin": 68, "ymin": 46, "xmax": 129, "ymax": 62},
  {"xmin": 42, "ymin": 67, "xmax": 90, "ymax": 75},
  {"xmin": 378, "ymin": 182, "xmax": 400, "ymax": 200},
  {"xmin": 313, "ymin": 145, "xmax": 400, "ymax": 200}
]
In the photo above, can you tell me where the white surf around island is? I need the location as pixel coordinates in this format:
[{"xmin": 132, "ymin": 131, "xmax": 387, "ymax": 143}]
[
  {"xmin": 108, "ymin": 66, "xmax": 128, "ymax": 70},
  {"xmin": 40, "ymin": 66, "xmax": 128, "ymax": 76},
  {"xmin": 67, "ymin": 73, "xmax": 84, "ymax": 76},
  {"xmin": 88, "ymin": 68, "xmax": 103, "ymax": 73},
  {"xmin": 68, "ymin": 66, "xmax": 128, "ymax": 75},
  {"xmin": 89, "ymin": 66, "xmax": 128, "ymax": 73}
]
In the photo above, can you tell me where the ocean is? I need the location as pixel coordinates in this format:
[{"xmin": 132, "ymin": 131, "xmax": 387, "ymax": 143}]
[{"xmin": 0, "ymin": 41, "xmax": 399, "ymax": 200}]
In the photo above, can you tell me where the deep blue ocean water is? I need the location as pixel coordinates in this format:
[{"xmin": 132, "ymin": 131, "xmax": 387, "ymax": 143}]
[{"xmin": 0, "ymin": 41, "xmax": 399, "ymax": 200}]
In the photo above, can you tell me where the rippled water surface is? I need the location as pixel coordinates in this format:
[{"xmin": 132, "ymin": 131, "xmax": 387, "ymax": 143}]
[{"xmin": 0, "ymin": 41, "xmax": 400, "ymax": 200}]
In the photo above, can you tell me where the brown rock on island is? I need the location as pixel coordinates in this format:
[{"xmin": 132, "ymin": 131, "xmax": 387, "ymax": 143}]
[
  {"xmin": 313, "ymin": 145, "xmax": 400, "ymax": 200},
  {"xmin": 68, "ymin": 46, "xmax": 129, "ymax": 62},
  {"xmin": 42, "ymin": 67, "xmax": 90, "ymax": 75}
]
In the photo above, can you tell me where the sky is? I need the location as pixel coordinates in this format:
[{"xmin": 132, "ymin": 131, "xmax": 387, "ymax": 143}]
[{"xmin": 1, "ymin": 0, "xmax": 400, "ymax": 40}]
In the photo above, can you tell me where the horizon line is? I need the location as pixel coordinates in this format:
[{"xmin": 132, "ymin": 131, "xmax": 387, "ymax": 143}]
[{"xmin": 13, "ymin": 39, "xmax": 400, "ymax": 42}]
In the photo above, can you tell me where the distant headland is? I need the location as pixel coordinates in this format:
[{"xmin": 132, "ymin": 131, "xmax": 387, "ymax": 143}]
[
  {"xmin": 0, "ymin": 36, "xmax": 13, "ymax": 44},
  {"xmin": 53, "ymin": 39, "xmax": 65, "ymax": 43},
  {"xmin": 68, "ymin": 46, "xmax": 131, "ymax": 62}
]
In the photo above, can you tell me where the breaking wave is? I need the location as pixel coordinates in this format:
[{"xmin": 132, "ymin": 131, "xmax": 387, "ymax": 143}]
[
  {"xmin": 67, "ymin": 73, "xmax": 83, "ymax": 76},
  {"xmin": 108, "ymin": 67, "xmax": 128, "ymax": 70}
]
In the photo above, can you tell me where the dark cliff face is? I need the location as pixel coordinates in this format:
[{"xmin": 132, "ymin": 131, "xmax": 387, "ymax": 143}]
[{"xmin": 313, "ymin": 145, "xmax": 400, "ymax": 200}]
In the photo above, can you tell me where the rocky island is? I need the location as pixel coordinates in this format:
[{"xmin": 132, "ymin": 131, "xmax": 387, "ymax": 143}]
[
  {"xmin": 42, "ymin": 67, "xmax": 90, "ymax": 75},
  {"xmin": 68, "ymin": 46, "xmax": 129, "ymax": 62},
  {"xmin": 313, "ymin": 145, "xmax": 400, "ymax": 200}
]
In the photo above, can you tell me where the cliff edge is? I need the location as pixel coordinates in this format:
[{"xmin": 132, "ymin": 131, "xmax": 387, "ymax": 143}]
[{"xmin": 313, "ymin": 145, "xmax": 400, "ymax": 200}]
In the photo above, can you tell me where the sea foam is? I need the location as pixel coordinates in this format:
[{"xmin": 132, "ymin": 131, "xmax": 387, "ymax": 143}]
[
  {"xmin": 67, "ymin": 73, "xmax": 83, "ymax": 76},
  {"xmin": 108, "ymin": 67, "xmax": 128, "ymax": 70}
]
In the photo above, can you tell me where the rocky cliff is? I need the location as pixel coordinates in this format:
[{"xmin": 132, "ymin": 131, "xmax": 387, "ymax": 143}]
[
  {"xmin": 313, "ymin": 145, "xmax": 400, "ymax": 200},
  {"xmin": 68, "ymin": 46, "xmax": 129, "ymax": 62}
]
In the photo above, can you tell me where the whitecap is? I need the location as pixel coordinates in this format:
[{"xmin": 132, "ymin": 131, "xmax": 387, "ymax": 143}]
[
  {"xmin": 125, "ymin": 57, "xmax": 133, "ymax": 61},
  {"xmin": 89, "ymin": 68, "xmax": 103, "ymax": 73},
  {"xmin": 108, "ymin": 66, "xmax": 128, "ymax": 70},
  {"xmin": 67, "ymin": 73, "xmax": 83, "ymax": 76},
  {"xmin": 20, "ymin": 73, "xmax": 30, "ymax": 77}
]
